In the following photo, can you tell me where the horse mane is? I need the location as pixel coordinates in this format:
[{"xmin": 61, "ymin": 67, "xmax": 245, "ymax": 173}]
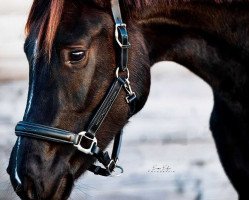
[
  {"xmin": 94, "ymin": 0, "xmax": 234, "ymax": 9},
  {"xmin": 25, "ymin": 0, "xmax": 233, "ymax": 60}
]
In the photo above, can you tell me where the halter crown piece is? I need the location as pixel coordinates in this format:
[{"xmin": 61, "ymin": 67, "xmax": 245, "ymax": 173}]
[{"xmin": 15, "ymin": 0, "xmax": 136, "ymax": 177}]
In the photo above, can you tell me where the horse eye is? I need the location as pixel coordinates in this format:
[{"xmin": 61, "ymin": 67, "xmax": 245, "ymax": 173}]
[{"xmin": 69, "ymin": 51, "xmax": 86, "ymax": 63}]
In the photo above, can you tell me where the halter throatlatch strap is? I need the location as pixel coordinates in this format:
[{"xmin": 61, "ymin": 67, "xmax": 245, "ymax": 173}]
[{"xmin": 15, "ymin": 0, "xmax": 136, "ymax": 177}]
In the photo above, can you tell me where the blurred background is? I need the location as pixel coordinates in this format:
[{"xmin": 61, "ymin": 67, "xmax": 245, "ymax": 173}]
[{"xmin": 0, "ymin": 1, "xmax": 237, "ymax": 200}]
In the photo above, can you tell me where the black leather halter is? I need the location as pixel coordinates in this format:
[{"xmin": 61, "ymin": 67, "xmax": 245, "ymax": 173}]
[{"xmin": 15, "ymin": 0, "xmax": 136, "ymax": 177}]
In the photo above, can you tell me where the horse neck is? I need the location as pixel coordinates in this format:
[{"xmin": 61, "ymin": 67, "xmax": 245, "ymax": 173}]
[{"xmin": 127, "ymin": 1, "xmax": 249, "ymax": 106}]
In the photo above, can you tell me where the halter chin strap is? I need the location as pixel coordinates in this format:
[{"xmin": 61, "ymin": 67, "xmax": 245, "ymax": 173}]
[{"xmin": 15, "ymin": 0, "xmax": 136, "ymax": 177}]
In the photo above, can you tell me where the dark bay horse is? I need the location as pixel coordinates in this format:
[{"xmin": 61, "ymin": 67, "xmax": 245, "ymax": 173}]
[{"xmin": 7, "ymin": 0, "xmax": 249, "ymax": 199}]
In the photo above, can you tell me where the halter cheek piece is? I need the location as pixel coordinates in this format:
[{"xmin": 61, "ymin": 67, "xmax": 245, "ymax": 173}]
[{"xmin": 15, "ymin": 0, "xmax": 136, "ymax": 177}]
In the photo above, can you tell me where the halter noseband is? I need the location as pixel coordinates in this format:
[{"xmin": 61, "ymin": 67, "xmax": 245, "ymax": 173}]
[{"xmin": 15, "ymin": 0, "xmax": 136, "ymax": 177}]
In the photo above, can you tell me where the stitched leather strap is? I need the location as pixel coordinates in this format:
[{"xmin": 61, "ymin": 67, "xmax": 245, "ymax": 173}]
[
  {"xmin": 86, "ymin": 78, "xmax": 123, "ymax": 136},
  {"xmin": 15, "ymin": 121, "xmax": 78, "ymax": 144}
]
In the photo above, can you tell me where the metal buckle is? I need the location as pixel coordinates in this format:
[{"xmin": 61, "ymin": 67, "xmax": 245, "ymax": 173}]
[
  {"xmin": 107, "ymin": 160, "xmax": 116, "ymax": 172},
  {"xmin": 115, "ymin": 23, "xmax": 131, "ymax": 48},
  {"xmin": 106, "ymin": 158, "xmax": 124, "ymax": 177},
  {"xmin": 74, "ymin": 131, "xmax": 97, "ymax": 155}
]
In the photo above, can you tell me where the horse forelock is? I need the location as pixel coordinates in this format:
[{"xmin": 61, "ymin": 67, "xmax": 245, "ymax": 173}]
[{"xmin": 25, "ymin": 0, "xmax": 65, "ymax": 61}]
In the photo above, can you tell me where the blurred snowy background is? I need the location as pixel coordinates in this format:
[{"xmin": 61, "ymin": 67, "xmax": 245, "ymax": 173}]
[{"xmin": 0, "ymin": 1, "xmax": 237, "ymax": 200}]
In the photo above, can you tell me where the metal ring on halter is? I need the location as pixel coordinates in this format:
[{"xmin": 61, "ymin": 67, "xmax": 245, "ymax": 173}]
[
  {"xmin": 110, "ymin": 165, "xmax": 124, "ymax": 177},
  {"xmin": 116, "ymin": 67, "xmax": 130, "ymax": 79}
]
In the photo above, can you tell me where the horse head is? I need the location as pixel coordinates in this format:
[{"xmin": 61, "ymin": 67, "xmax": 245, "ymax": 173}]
[{"xmin": 8, "ymin": 1, "xmax": 150, "ymax": 199}]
